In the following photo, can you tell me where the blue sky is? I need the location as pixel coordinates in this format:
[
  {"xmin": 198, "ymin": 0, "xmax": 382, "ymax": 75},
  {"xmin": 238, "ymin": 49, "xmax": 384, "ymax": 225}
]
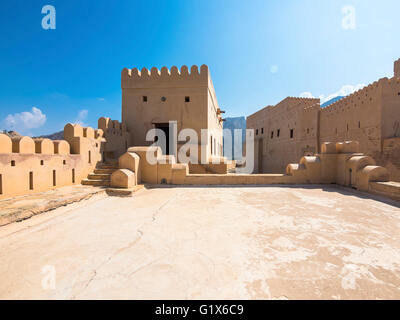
[{"xmin": 0, "ymin": 0, "xmax": 399, "ymax": 135}]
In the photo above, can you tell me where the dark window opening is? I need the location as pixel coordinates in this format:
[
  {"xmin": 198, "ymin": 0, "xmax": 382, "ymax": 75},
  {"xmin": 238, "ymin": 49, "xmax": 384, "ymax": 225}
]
[
  {"xmin": 53, "ymin": 170, "xmax": 56, "ymax": 187},
  {"xmin": 72, "ymin": 169, "xmax": 75, "ymax": 183},
  {"xmin": 358, "ymin": 121, "xmax": 361, "ymax": 128},
  {"xmin": 210, "ymin": 136, "xmax": 213, "ymax": 154},
  {"xmin": 261, "ymin": 128, "xmax": 264, "ymax": 134},
  {"xmin": 40, "ymin": 160, "xmax": 44, "ymax": 166},
  {"xmin": 398, "ymin": 92, "xmax": 400, "ymax": 96},
  {"xmin": 349, "ymin": 168, "xmax": 352, "ymax": 186},
  {"xmin": 143, "ymin": 96, "xmax": 147, "ymax": 102},
  {"xmin": 290, "ymin": 129, "xmax": 294, "ymax": 139},
  {"xmin": 29, "ymin": 172, "xmax": 33, "ymax": 190},
  {"xmin": 271, "ymin": 131, "xmax": 274, "ymax": 139},
  {"xmin": 88, "ymin": 151, "xmax": 91, "ymax": 164},
  {"xmin": 161, "ymin": 96, "xmax": 166, "ymax": 102},
  {"xmin": 277, "ymin": 129, "xmax": 280, "ymax": 137},
  {"xmin": 256, "ymin": 129, "xmax": 258, "ymax": 136},
  {"xmin": 347, "ymin": 124, "xmax": 349, "ymax": 131},
  {"xmin": 307, "ymin": 128, "xmax": 309, "ymax": 134},
  {"xmin": 11, "ymin": 160, "xmax": 15, "ymax": 167},
  {"xmin": 185, "ymin": 96, "xmax": 190, "ymax": 102},
  {"xmin": 63, "ymin": 160, "xmax": 66, "ymax": 165}
]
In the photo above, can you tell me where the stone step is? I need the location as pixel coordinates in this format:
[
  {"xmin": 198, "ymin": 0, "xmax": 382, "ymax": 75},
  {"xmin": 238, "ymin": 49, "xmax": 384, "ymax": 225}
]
[
  {"xmin": 88, "ymin": 173, "xmax": 111, "ymax": 181},
  {"xmin": 94, "ymin": 168, "xmax": 116, "ymax": 174},
  {"xmin": 106, "ymin": 185, "xmax": 144, "ymax": 197},
  {"xmin": 97, "ymin": 164, "xmax": 119, "ymax": 169},
  {"xmin": 81, "ymin": 179, "xmax": 110, "ymax": 187}
]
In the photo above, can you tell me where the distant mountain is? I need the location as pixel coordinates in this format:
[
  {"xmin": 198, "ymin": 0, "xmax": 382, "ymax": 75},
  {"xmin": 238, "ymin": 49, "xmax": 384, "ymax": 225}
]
[
  {"xmin": 223, "ymin": 117, "xmax": 246, "ymax": 160},
  {"xmin": 1, "ymin": 130, "xmax": 22, "ymax": 138},
  {"xmin": 321, "ymin": 96, "xmax": 344, "ymax": 108},
  {"xmin": 34, "ymin": 131, "xmax": 64, "ymax": 140},
  {"xmin": 1, "ymin": 130, "xmax": 64, "ymax": 140}
]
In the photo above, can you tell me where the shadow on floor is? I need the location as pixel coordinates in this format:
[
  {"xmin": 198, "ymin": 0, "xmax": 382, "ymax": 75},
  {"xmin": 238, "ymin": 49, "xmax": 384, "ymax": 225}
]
[{"xmin": 144, "ymin": 183, "xmax": 400, "ymax": 209}]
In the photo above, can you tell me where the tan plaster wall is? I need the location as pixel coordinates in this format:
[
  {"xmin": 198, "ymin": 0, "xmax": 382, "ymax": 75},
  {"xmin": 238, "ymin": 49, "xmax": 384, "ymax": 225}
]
[{"xmin": 247, "ymin": 97, "xmax": 320, "ymax": 173}]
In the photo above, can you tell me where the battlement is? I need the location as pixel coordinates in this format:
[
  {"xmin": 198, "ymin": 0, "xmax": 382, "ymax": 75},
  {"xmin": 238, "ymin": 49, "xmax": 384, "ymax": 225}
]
[
  {"xmin": 64, "ymin": 123, "xmax": 104, "ymax": 141},
  {"xmin": 98, "ymin": 117, "xmax": 128, "ymax": 134},
  {"xmin": 121, "ymin": 65, "xmax": 210, "ymax": 89},
  {"xmin": 0, "ymin": 133, "xmax": 71, "ymax": 155},
  {"xmin": 320, "ymin": 78, "xmax": 386, "ymax": 114},
  {"xmin": 303, "ymin": 102, "xmax": 321, "ymax": 113},
  {"xmin": 395, "ymin": 58, "xmax": 400, "ymax": 78}
]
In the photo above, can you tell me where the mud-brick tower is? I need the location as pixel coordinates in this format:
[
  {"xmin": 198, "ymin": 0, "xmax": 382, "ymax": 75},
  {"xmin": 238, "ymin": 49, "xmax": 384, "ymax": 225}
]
[{"xmin": 121, "ymin": 65, "xmax": 224, "ymax": 163}]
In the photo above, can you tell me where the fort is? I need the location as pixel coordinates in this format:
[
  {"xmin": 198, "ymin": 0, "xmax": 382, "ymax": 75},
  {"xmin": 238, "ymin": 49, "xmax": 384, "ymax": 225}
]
[
  {"xmin": 0, "ymin": 61, "xmax": 400, "ymax": 201},
  {"xmin": 247, "ymin": 59, "xmax": 400, "ymax": 182},
  {"xmin": 1, "ymin": 61, "xmax": 400, "ymax": 300}
]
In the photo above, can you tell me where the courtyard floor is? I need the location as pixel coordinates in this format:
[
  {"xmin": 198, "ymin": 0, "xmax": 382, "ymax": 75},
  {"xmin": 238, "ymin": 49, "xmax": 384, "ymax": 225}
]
[{"xmin": 0, "ymin": 185, "xmax": 399, "ymax": 299}]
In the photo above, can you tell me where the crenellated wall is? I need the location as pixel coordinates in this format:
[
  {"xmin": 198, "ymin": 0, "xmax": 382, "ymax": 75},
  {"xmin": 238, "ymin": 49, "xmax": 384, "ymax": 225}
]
[
  {"xmin": 98, "ymin": 117, "xmax": 130, "ymax": 160},
  {"xmin": 0, "ymin": 124, "xmax": 104, "ymax": 199},
  {"xmin": 319, "ymin": 78, "xmax": 384, "ymax": 155},
  {"xmin": 121, "ymin": 65, "xmax": 210, "ymax": 89},
  {"xmin": 247, "ymin": 59, "xmax": 400, "ymax": 181}
]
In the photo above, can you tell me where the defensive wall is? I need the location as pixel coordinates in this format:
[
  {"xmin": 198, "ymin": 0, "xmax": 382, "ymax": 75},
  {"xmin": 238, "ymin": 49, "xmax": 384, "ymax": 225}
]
[
  {"xmin": 0, "ymin": 124, "xmax": 104, "ymax": 199},
  {"xmin": 247, "ymin": 59, "xmax": 400, "ymax": 181}
]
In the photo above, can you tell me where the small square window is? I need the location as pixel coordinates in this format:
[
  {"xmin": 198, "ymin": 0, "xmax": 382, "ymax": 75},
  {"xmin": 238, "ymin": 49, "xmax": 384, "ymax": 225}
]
[
  {"xmin": 185, "ymin": 96, "xmax": 190, "ymax": 102},
  {"xmin": 11, "ymin": 160, "xmax": 15, "ymax": 166},
  {"xmin": 143, "ymin": 96, "xmax": 147, "ymax": 102},
  {"xmin": 161, "ymin": 96, "xmax": 166, "ymax": 102}
]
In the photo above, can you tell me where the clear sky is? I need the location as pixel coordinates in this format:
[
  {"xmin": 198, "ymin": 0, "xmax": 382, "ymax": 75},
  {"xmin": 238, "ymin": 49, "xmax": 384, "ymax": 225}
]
[{"xmin": 1, "ymin": 0, "xmax": 399, "ymax": 135}]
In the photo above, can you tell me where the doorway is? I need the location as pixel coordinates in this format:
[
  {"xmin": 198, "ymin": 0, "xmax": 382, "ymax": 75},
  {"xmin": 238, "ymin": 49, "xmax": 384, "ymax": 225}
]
[{"xmin": 154, "ymin": 123, "xmax": 170, "ymax": 155}]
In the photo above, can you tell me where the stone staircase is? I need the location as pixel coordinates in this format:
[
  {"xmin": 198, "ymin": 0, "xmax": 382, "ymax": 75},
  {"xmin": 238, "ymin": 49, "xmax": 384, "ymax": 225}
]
[{"xmin": 81, "ymin": 162, "xmax": 119, "ymax": 187}]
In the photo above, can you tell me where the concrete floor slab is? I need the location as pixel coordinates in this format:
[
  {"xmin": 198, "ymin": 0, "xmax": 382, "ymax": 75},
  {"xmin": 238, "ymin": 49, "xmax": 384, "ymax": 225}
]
[{"xmin": 0, "ymin": 185, "xmax": 399, "ymax": 299}]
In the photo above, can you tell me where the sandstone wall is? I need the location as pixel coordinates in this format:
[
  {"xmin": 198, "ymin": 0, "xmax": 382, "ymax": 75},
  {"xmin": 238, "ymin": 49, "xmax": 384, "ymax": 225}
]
[
  {"xmin": 247, "ymin": 63, "xmax": 400, "ymax": 181},
  {"xmin": 0, "ymin": 124, "xmax": 104, "ymax": 199}
]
